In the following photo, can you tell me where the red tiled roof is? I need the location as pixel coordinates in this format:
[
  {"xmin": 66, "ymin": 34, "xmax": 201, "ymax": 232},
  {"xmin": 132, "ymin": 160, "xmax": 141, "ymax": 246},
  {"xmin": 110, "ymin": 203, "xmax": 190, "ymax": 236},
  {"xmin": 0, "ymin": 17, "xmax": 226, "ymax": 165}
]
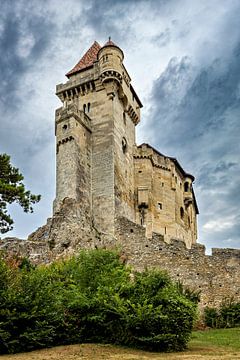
[{"xmin": 66, "ymin": 41, "xmax": 101, "ymax": 77}]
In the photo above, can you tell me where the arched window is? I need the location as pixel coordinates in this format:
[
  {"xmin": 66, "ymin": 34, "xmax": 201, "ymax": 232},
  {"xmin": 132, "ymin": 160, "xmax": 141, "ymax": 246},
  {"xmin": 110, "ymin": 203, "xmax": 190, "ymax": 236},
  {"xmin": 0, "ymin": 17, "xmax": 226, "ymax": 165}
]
[
  {"xmin": 122, "ymin": 137, "xmax": 127, "ymax": 154},
  {"xmin": 62, "ymin": 124, "xmax": 68, "ymax": 133},
  {"xmin": 83, "ymin": 104, "xmax": 86, "ymax": 113},
  {"xmin": 184, "ymin": 182, "xmax": 189, "ymax": 192},
  {"xmin": 87, "ymin": 103, "xmax": 90, "ymax": 112}
]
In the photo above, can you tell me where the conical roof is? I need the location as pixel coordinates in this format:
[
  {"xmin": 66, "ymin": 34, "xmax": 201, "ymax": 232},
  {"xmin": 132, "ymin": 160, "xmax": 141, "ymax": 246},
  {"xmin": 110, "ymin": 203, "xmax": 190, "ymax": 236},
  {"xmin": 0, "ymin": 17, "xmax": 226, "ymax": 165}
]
[
  {"xmin": 66, "ymin": 41, "xmax": 101, "ymax": 77},
  {"xmin": 98, "ymin": 38, "xmax": 124, "ymax": 59},
  {"xmin": 103, "ymin": 39, "xmax": 117, "ymax": 47}
]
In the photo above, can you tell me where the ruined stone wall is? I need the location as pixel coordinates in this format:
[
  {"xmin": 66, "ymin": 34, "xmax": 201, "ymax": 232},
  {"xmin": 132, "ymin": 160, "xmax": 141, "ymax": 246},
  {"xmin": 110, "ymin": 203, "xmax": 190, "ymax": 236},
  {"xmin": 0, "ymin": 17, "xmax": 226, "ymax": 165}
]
[
  {"xmin": 0, "ymin": 199, "xmax": 100, "ymax": 264},
  {"xmin": 115, "ymin": 217, "xmax": 240, "ymax": 308},
  {"xmin": 1, "ymin": 214, "xmax": 239, "ymax": 309}
]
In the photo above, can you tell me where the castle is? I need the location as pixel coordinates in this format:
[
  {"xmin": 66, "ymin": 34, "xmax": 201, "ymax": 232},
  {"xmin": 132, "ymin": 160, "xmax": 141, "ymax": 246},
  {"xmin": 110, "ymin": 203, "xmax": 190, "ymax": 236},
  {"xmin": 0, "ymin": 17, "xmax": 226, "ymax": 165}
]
[
  {"xmin": 54, "ymin": 39, "xmax": 198, "ymax": 248},
  {"xmin": 1, "ymin": 40, "xmax": 239, "ymax": 308}
]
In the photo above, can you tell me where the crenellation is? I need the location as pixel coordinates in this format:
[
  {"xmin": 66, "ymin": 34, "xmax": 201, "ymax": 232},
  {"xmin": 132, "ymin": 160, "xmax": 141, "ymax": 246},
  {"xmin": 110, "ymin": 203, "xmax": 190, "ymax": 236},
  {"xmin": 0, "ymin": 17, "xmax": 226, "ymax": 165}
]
[{"xmin": 212, "ymin": 248, "xmax": 240, "ymax": 259}]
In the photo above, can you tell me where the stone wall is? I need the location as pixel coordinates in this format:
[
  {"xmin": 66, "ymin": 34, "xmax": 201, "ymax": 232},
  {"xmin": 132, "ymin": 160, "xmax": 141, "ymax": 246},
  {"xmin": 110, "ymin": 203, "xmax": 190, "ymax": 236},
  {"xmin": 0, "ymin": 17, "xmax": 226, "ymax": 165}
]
[
  {"xmin": 1, "ymin": 213, "xmax": 239, "ymax": 309},
  {"xmin": 134, "ymin": 144, "xmax": 198, "ymax": 248},
  {"xmin": 115, "ymin": 217, "xmax": 240, "ymax": 309}
]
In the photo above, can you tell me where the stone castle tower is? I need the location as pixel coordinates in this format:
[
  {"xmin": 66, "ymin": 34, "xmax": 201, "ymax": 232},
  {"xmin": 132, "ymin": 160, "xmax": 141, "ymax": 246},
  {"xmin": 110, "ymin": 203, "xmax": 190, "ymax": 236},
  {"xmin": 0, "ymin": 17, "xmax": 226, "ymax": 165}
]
[
  {"xmin": 53, "ymin": 39, "xmax": 198, "ymax": 248},
  {"xmin": 2, "ymin": 40, "xmax": 240, "ymax": 309}
]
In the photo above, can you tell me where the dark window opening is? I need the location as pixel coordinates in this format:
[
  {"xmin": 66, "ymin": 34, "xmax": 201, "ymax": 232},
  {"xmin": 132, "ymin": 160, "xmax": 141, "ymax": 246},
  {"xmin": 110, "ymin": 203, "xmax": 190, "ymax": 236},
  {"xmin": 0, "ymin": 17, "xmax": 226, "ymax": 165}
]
[
  {"xmin": 184, "ymin": 182, "xmax": 189, "ymax": 192},
  {"xmin": 123, "ymin": 112, "xmax": 126, "ymax": 125},
  {"xmin": 122, "ymin": 137, "xmax": 127, "ymax": 153},
  {"xmin": 180, "ymin": 207, "xmax": 184, "ymax": 219},
  {"xmin": 103, "ymin": 54, "xmax": 109, "ymax": 63},
  {"xmin": 139, "ymin": 206, "xmax": 146, "ymax": 226},
  {"xmin": 87, "ymin": 102, "xmax": 90, "ymax": 112},
  {"xmin": 157, "ymin": 202, "xmax": 162, "ymax": 210},
  {"xmin": 62, "ymin": 124, "xmax": 68, "ymax": 132},
  {"xmin": 83, "ymin": 104, "xmax": 86, "ymax": 113}
]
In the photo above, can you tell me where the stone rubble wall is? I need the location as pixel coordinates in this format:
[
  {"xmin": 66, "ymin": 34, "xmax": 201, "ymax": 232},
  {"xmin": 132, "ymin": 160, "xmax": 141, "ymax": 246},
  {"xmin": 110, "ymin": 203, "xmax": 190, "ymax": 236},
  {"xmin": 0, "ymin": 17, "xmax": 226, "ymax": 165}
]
[
  {"xmin": 1, "ymin": 211, "xmax": 239, "ymax": 309},
  {"xmin": 115, "ymin": 217, "xmax": 240, "ymax": 309}
]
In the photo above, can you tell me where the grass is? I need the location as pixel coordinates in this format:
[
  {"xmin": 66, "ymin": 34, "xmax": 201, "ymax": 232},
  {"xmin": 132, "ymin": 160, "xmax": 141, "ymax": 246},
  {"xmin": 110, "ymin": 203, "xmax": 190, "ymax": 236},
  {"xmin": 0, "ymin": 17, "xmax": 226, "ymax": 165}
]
[
  {"xmin": 191, "ymin": 327, "xmax": 240, "ymax": 350},
  {"xmin": 0, "ymin": 328, "xmax": 240, "ymax": 359}
]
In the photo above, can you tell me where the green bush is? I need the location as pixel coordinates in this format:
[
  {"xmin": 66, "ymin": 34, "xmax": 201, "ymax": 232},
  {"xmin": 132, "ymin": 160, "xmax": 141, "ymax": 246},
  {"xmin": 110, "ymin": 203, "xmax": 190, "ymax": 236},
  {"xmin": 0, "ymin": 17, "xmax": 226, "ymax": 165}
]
[
  {"xmin": 0, "ymin": 250, "xmax": 198, "ymax": 354},
  {"xmin": 204, "ymin": 299, "xmax": 240, "ymax": 328}
]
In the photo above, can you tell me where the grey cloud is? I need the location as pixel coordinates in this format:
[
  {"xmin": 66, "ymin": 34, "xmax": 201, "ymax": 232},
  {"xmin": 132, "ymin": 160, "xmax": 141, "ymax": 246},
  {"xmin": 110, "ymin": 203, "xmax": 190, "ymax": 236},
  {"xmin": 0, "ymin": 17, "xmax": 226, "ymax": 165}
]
[
  {"xmin": 83, "ymin": 0, "xmax": 175, "ymax": 45},
  {"xmin": 146, "ymin": 41, "xmax": 240, "ymax": 249},
  {"xmin": 152, "ymin": 28, "xmax": 171, "ymax": 47},
  {"xmin": 0, "ymin": 1, "xmax": 55, "ymax": 109},
  {"xmin": 149, "ymin": 42, "xmax": 240, "ymax": 160}
]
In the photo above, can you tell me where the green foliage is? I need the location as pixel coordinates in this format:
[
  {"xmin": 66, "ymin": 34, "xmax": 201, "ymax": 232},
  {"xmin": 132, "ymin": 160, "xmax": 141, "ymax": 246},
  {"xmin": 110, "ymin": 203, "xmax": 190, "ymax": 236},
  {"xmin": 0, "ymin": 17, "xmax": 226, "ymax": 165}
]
[
  {"xmin": 0, "ymin": 249, "xmax": 198, "ymax": 354},
  {"xmin": 204, "ymin": 299, "xmax": 240, "ymax": 328},
  {"xmin": 0, "ymin": 153, "xmax": 41, "ymax": 233}
]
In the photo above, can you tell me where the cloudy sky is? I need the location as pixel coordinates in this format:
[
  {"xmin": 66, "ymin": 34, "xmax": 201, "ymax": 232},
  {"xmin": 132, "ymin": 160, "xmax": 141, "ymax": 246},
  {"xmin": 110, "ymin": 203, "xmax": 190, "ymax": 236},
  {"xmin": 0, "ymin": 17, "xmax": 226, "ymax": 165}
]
[{"xmin": 0, "ymin": 0, "xmax": 239, "ymax": 252}]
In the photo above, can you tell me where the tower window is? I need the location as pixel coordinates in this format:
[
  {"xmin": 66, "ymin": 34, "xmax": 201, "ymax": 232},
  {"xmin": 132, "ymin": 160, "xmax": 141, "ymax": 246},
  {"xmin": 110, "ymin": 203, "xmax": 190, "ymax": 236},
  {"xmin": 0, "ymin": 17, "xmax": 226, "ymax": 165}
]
[
  {"xmin": 62, "ymin": 124, "xmax": 68, "ymax": 132},
  {"xmin": 123, "ymin": 112, "xmax": 126, "ymax": 125},
  {"xmin": 83, "ymin": 104, "xmax": 86, "ymax": 113},
  {"xmin": 103, "ymin": 54, "xmax": 109, "ymax": 63},
  {"xmin": 184, "ymin": 182, "xmax": 189, "ymax": 192},
  {"xmin": 122, "ymin": 137, "xmax": 127, "ymax": 154},
  {"xmin": 180, "ymin": 207, "xmax": 184, "ymax": 219},
  {"xmin": 157, "ymin": 202, "xmax": 162, "ymax": 210},
  {"xmin": 87, "ymin": 102, "xmax": 91, "ymax": 112}
]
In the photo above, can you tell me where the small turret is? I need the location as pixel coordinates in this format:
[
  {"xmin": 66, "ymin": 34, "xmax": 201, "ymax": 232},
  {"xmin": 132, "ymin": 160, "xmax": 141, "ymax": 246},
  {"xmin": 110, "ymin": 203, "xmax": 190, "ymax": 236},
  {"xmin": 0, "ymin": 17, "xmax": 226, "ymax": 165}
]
[{"xmin": 98, "ymin": 38, "xmax": 124, "ymax": 85}]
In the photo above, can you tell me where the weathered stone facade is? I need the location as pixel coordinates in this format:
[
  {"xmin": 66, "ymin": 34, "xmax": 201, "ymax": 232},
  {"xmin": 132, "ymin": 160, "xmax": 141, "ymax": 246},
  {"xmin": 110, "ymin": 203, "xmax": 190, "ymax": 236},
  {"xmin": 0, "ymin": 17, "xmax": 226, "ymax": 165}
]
[
  {"xmin": 1, "ymin": 40, "xmax": 239, "ymax": 308},
  {"xmin": 54, "ymin": 40, "xmax": 198, "ymax": 247}
]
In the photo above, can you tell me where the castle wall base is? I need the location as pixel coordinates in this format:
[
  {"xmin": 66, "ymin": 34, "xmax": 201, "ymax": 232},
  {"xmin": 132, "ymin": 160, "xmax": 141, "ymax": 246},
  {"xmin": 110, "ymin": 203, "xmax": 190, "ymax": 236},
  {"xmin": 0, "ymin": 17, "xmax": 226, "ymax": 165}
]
[{"xmin": 1, "ymin": 213, "xmax": 240, "ymax": 309}]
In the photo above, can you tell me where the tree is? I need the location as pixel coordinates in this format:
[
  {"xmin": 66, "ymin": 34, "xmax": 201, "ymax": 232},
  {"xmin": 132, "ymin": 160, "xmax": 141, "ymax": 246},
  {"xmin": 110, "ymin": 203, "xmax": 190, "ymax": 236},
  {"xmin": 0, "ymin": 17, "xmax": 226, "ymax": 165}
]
[{"xmin": 0, "ymin": 154, "xmax": 41, "ymax": 234}]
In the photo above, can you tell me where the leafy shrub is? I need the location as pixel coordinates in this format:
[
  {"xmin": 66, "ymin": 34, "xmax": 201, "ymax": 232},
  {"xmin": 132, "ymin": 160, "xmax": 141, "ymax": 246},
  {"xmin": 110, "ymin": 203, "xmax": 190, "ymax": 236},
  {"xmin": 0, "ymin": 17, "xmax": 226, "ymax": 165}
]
[
  {"xmin": 204, "ymin": 299, "xmax": 240, "ymax": 328},
  {"xmin": 0, "ymin": 249, "xmax": 198, "ymax": 354}
]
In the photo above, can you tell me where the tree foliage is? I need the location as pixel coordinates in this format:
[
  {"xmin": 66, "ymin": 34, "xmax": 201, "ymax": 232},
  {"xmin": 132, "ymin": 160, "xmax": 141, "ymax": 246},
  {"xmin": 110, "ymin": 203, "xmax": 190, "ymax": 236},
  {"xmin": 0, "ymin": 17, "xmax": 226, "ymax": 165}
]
[
  {"xmin": 0, "ymin": 249, "xmax": 198, "ymax": 354},
  {"xmin": 204, "ymin": 299, "xmax": 240, "ymax": 328},
  {"xmin": 0, "ymin": 153, "xmax": 41, "ymax": 233}
]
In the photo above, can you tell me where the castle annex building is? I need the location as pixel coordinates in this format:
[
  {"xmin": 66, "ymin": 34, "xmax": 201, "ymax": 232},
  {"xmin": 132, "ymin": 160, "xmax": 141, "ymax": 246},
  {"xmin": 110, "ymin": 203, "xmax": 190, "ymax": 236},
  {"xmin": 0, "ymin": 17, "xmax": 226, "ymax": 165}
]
[
  {"xmin": 1, "ymin": 40, "xmax": 239, "ymax": 309},
  {"xmin": 54, "ymin": 40, "xmax": 198, "ymax": 248}
]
